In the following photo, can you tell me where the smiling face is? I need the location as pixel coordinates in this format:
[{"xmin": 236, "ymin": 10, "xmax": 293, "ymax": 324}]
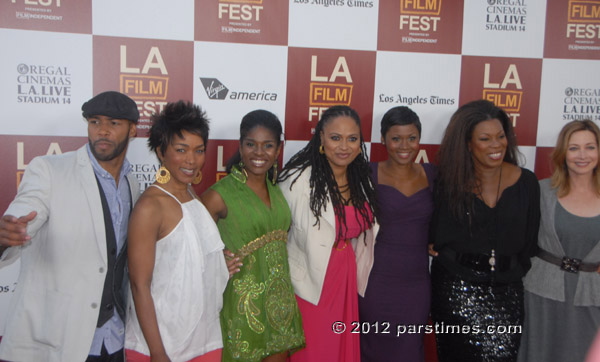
[
  {"xmin": 159, "ymin": 130, "xmax": 206, "ymax": 186},
  {"xmin": 240, "ymin": 125, "xmax": 281, "ymax": 179},
  {"xmin": 87, "ymin": 115, "xmax": 136, "ymax": 163},
  {"xmin": 382, "ymin": 124, "xmax": 420, "ymax": 166},
  {"xmin": 468, "ymin": 118, "xmax": 507, "ymax": 171},
  {"xmin": 565, "ymin": 130, "xmax": 599, "ymax": 178},
  {"xmin": 320, "ymin": 115, "xmax": 362, "ymax": 173}
]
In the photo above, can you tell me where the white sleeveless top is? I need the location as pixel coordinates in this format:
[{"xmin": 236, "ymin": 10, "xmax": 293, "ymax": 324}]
[{"xmin": 125, "ymin": 185, "xmax": 229, "ymax": 361}]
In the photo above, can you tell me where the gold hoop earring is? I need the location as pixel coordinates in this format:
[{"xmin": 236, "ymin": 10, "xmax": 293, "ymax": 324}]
[
  {"xmin": 156, "ymin": 166, "xmax": 170, "ymax": 184},
  {"xmin": 192, "ymin": 170, "xmax": 202, "ymax": 185},
  {"xmin": 271, "ymin": 161, "xmax": 278, "ymax": 185},
  {"xmin": 231, "ymin": 161, "xmax": 248, "ymax": 183},
  {"xmin": 319, "ymin": 145, "xmax": 325, "ymax": 154}
]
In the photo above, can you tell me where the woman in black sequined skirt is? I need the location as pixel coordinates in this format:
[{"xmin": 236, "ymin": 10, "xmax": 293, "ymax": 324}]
[
  {"xmin": 428, "ymin": 100, "xmax": 540, "ymax": 362},
  {"xmin": 431, "ymin": 261, "xmax": 524, "ymax": 362}
]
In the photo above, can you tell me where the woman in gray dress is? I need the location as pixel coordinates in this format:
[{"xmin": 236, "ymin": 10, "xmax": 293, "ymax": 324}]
[{"xmin": 518, "ymin": 119, "xmax": 600, "ymax": 362}]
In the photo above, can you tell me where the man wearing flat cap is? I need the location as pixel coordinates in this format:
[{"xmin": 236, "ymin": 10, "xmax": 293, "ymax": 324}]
[{"xmin": 0, "ymin": 91, "xmax": 140, "ymax": 362}]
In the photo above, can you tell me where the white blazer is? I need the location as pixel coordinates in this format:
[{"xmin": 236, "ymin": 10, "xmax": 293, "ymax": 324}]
[
  {"xmin": 280, "ymin": 167, "xmax": 379, "ymax": 305},
  {"xmin": 0, "ymin": 146, "xmax": 139, "ymax": 362}
]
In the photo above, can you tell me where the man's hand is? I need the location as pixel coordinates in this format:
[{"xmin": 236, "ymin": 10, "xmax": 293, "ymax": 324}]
[{"xmin": 0, "ymin": 212, "xmax": 37, "ymax": 248}]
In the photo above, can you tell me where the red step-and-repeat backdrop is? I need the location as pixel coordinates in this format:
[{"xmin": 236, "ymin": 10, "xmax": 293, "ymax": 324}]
[{"xmin": 1, "ymin": 1, "xmax": 599, "ymax": 359}]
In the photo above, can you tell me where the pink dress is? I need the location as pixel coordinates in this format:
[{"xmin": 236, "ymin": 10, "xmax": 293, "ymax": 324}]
[
  {"xmin": 586, "ymin": 330, "xmax": 600, "ymax": 362},
  {"xmin": 291, "ymin": 204, "xmax": 365, "ymax": 362},
  {"xmin": 126, "ymin": 348, "xmax": 221, "ymax": 362}
]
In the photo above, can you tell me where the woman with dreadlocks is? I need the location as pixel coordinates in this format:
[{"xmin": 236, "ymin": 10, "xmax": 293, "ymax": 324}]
[{"xmin": 279, "ymin": 105, "xmax": 379, "ymax": 362}]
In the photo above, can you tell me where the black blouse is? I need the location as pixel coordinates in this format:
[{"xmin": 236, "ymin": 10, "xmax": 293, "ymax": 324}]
[{"xmin": 430, "ymin": 167, "xmax": 541, "ymax": 283}]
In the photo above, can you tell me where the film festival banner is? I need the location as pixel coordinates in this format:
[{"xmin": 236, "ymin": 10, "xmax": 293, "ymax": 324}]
[{"xmin": 1, "ymin": 1, "xmax": 600, "ymax": 359}]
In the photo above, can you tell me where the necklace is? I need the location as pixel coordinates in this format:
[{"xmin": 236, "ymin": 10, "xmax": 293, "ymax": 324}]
[
  {"xmin": 494, "ymin": 165, "xmax": 502, "ymax": 205},
  {"xmin": 338, "ymin": 183, "xmax": 351, "ymax": 205},
  {"xmin": 488, "ymin": 165, "xmax": 502, "ymax": 272},
  {"xmin": 336, "ymin": 239, "xmax": 349, "ymax": 251},
  {"xmin": 476, "ymin": 165, "xmax": 503, "ymax": 208}
]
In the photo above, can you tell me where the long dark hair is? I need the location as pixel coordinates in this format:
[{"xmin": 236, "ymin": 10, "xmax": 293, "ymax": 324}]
[
  {"xmin": 436, "ymin": 99, "xmax": 520, "ymax": 221},
  {"xmin": 279, "ymin": 105, "xmax": 378, "ymax": 241},
  {"xmin": 225, "ymin": 109, "xmax": 283, "ymax": 182}
]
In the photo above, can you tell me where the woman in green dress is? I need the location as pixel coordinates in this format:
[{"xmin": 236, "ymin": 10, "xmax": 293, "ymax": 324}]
[{"xmin": 201, "ymin": 110, "xmax": 305, "ymax": 362}]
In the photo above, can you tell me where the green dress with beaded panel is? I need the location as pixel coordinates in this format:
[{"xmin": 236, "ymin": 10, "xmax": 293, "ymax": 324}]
[{"xmin": 210, "ymin": 174, "xmax": 305, "ymax": 362}]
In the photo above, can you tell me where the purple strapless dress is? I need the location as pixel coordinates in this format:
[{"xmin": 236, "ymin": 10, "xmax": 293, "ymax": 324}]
[{"xmin": 358, "ymin": 162, "xmax": 435, "ymax": 362}]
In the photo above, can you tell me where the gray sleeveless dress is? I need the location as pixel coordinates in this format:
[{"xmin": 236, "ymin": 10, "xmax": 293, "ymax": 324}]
[{"xmin": 518, "ymin": 203, "xmax": 600, "ymax": 362}]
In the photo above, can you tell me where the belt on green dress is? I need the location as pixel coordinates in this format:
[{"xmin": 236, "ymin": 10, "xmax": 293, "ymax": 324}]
[{"xmin": 236, "ymin": 229, "xmax": 288, "ymax": 259}]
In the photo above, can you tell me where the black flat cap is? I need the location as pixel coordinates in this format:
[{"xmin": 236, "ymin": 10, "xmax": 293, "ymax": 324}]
[{"xmin": 81, "ymin": 91, "xmax": 139, "ymax": 124}]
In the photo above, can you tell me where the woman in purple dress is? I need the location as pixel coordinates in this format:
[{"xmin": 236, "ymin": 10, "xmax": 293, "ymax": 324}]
[{"xmin": 359, "ymin": 106, "xmax": 435, "ymax": 362}]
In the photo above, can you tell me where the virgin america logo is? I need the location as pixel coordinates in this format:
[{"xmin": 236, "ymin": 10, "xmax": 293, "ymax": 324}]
[
  {"xmin": 199, "ymin": 77, "xmax": 278, "ymax": 102},
  {"xmin": 200, "ymin": 78, "xmax": 229, "ymax": 100}
]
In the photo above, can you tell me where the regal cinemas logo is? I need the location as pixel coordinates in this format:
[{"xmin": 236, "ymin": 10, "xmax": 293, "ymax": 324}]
[
  {"xmin": 308, "ymin": 55, "xmax": 353, "ymax": 122},
  {"xmin": 482, "ymin": 63, "xmax": 522, "ymax": 126},
  {"xmin": 130, "ymin": 163, "xmax": 159, "ymax": 191},
  {"xmin": 562, "ymin": 87, "xmax": 600, "ymax": 121},
  {"xmin": 16, "ymin": 64, "xmax": 71, "ymax": 104},
  {"xmin": 119, "ymin": 45, "xmax": 168, "ymax": 117},
  {"xmin": 485, "ymin": 0, "xmax": 527, "ymax": 32},
  {"xmin": 567, "ymin": 0, "xmax": 600, "ymax": 39},
  {"xmin": 399, "ymin": 0, "xmax": 441, "ymax": 32}
]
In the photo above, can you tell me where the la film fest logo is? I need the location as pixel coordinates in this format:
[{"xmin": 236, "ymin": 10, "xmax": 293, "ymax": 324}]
[
  {"xmin": 485, "ymin": 0, "xmax": 527, "ymax": 32},
  {"xmin": 308, "ymin": 55, "xmax": 353, "ymax": 123},
  {"xmin": 16, "ymin": 63, "xmax": 72, "ymax": 104},
  {"xmin": 399, "ymin": 0, "xmax": 442, "ymax": 44},
  {"xmin": 94, "ymin": 37, "xmax": 193, "ymax": 135},
  {"xmin": 218, "ymin": 0, "xmax": 264, "ymax": 35},
  {"xmin": 562, "ymin": 87, "xmax": 600, "ymax": 121},
  {"xmin": 199, "ymin": 77, "xmax": 278, "ymax": 101},
  {"xmin": 13, "ymin": 139, "xmax": 81, "ymax": 190},
  {"xmin": 566, "ymin": 0, "xmax": 600, "ymax": 49},
  {"xmin": 284, "ymin": 47, "xmax": 375, "ymax": 141},
  {"xmin": 118, "ymin": 44, "xmax": 171, "ymax": 132},
  {"xmin": 12, "ymin": 0, "xmax": 63, "ymax": 21},
  {"xmin": 291, "ymin": 0, "xmax": 374, "ymax": 8},
  {"xmin": 482, "ymin": 63, "xmax": 523, "ymax": 127},
  {"xmin": 119, "ymin": 44, "xmax": 169, "ymax": 110},
  {"xmin": 16, "ymin": 142, "xmax": 61, "ymax": 188}
]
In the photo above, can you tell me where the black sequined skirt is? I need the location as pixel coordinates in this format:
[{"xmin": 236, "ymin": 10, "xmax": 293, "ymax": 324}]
[{"xmin": 430, "ymin": 260, "xmax": 524, "ymax": 362}]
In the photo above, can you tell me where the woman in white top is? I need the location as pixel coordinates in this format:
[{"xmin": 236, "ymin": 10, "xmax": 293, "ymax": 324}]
[{"xmin": 125, "ymin": 101, "xmax": 229, "ymax": 362}]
